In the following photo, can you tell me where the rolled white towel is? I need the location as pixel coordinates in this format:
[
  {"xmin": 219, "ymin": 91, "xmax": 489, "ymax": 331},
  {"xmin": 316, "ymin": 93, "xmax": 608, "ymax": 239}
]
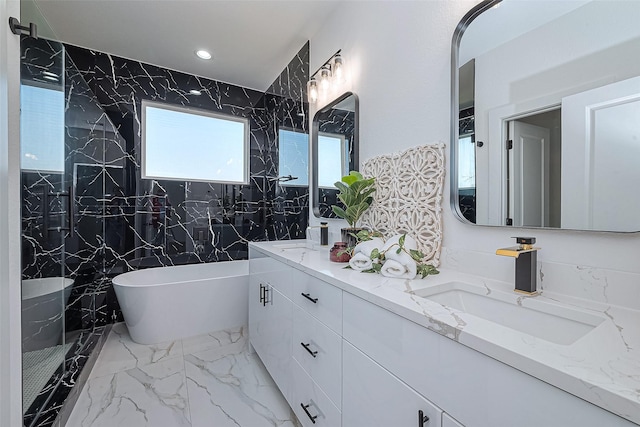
[
  {"xmin": 385, "ymin": 248, "xmax": 416, "ymax": 266},
  {"xmin": 380, "ymin": 259, "xmax": 417, "ymax": 279},
  {"xmin": 349, "ymin": 252, "xmax": 374, "ymax": 271},
  {"xmin": 353, "ymin": 237, "xmax": 384, "ymax": 257},
  {"xmin": 381, "ymin": 234, "xmax": 418, "ymax": 255}
]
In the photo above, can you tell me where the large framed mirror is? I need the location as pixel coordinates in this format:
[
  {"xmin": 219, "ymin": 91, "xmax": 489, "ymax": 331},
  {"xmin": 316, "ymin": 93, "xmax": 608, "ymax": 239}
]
[
  {"xmin": 311, "ymin": 92, "xmax": 359, "ymax": 218},
  {"xmin": 451, "ymin": 0, "xmax": 640, "ymax": 232}
]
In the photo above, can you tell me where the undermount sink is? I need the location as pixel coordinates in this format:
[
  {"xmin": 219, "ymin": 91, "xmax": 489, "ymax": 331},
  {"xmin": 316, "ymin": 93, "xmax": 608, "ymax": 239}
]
[
  {"xmin": 272, "ymin": 242, "xmax": 308, "ymax": 250},
  {"xmin": 410, "ymin": 281, "xmax": 605, "ymax": 345}
]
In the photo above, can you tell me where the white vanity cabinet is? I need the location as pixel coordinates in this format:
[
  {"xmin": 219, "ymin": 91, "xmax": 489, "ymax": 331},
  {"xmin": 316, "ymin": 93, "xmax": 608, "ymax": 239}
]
[
  {"xmin": 342, "ymin": 292, "xmax": 635, "ymax": 427},
  {"xmin": 343, "ymin": 340, "xmax": 443, "ymax": 427},
  {"xmin": 249, "ymin": 250, "xmax": 343, "ymax": 426},
  {"xmin": 248, "ymin": 252, "xmax": 294, "ymax": 401},
  {"xmin": 250, "ymin": 245, "xmax": 636, "ymax": 427}
]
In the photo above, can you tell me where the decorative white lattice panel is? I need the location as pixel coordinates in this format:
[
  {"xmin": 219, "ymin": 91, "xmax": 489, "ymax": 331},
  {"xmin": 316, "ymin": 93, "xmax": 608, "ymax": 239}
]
[{"xmin": 361, "ymin": 144, "xmax": 445, "ymax": 267}]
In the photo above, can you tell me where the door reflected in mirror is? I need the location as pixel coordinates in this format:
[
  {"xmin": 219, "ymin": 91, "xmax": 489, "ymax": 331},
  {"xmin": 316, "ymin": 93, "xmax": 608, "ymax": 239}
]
[
  {"xmin": 311, "ymin": 92, "xmax": 359, "ymax": 218},
  {"xmin": 452, "ymin": 0, "xmax": 640, "ymax": 232}
]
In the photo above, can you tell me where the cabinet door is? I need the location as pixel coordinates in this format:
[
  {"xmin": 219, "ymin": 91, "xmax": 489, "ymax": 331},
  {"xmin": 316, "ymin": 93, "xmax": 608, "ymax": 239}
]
[
  {"xmin": 343, "ymin": 341, "xmax": 442, "ymax": 427},
  {"xmin": 248, "ymin": 278, "xmax": 293, "ymax": 402}
]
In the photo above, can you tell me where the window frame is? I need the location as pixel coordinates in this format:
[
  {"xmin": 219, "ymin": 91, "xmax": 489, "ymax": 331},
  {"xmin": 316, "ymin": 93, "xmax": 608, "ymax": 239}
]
[{"xmin": 141, "ymin": 99, "xmax": 250, "ymax": 184}]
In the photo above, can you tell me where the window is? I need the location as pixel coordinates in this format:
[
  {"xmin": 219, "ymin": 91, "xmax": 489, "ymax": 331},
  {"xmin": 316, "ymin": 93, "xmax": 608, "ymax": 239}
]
[
  {"xmin": 20, "ymin": 84, "xmax": 65, "ymax": 172},
  {"xmin": 278, "ymin": 129, "xmax": 309, "ymax": 186},
  {"xmin": 458, "ymin": 135, "xmax": 476, "ymax": 189},
  {"xmin": 277, "ymin": 129, "xmax": 346, "ymax": 188},
  {"xmin": 317, "ymin": 133, "xmax": 346, "ymax": 188},
  {"xmin": 142, "ymin": 101, "xmax": 248, "ymax": 184}
]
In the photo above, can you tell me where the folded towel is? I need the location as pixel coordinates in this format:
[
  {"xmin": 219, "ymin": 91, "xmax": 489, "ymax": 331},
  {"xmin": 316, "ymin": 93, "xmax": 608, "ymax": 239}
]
[
  {"xmin": 353, "ymin": 237, "xmax": 384, "ymax": 257},
  {"xmin": 380, "ymin": 259, "xmax": 417, "ymax": 279},
  {"xmin": 349, "ymin": 252, "xmax": 374, "ymax": 271}
]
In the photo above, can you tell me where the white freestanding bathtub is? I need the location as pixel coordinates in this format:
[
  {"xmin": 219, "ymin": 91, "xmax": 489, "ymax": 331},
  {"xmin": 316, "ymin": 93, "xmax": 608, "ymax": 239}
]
[
  {"xmin": 22, "ymin": 277, "xmax": 75, "ymax": 352},
  {"xmin": 112, "ymin": 261, "xmax": 249, "ymax": 344}
]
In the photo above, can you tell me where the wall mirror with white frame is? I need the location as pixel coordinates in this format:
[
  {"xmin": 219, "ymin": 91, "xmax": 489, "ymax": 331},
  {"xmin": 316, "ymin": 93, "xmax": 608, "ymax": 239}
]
[
  {"xmin": 451, "ymin": 0, "xmax": 640, "ymax": 232},
  {"xmin": 311, "ymin": 92, "xmax": 359, "ymax": 218}
]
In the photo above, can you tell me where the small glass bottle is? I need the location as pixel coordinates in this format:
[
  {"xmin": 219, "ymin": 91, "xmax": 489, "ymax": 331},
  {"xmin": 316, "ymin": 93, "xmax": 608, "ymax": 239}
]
[{"xmin": 320, "ymin": 222, "xmax": 329, "ymax": 246}]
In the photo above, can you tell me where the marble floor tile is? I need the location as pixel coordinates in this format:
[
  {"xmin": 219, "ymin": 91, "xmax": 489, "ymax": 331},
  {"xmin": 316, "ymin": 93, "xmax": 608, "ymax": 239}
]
[
  {"xmin": 89, "ymin": 323, "xmax": 183, "ymax": 380},
  {"xmin": 185, "ymin": 343, "xmax": 299, "ymax": 427},
  {"xmin": 181, "ymin": 325, "xmax": 246, "ymax": 356},
  {"xmin": 66, "ymin": 356, "xmax": 191, "ymax": 427},
  {"xmin": 66, "ymin": 324, "xmax": 299, "ymax": 427}
]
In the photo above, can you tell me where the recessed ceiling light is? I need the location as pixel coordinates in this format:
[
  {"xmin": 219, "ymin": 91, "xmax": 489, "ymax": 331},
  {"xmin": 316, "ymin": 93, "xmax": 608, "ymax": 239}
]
[
  {"xmin": 189, "ymin": 89, "xmax": 202, "ymax": 96},
  {"xmin": 195, "ymin": 50, "xmax": 212, "ymax": 60}
]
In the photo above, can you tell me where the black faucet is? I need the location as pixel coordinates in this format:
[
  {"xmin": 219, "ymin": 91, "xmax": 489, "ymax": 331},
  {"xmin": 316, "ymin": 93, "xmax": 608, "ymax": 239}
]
[{"xmin": 496, "ymin": 237, "xmax": 540, "ymax": 294}]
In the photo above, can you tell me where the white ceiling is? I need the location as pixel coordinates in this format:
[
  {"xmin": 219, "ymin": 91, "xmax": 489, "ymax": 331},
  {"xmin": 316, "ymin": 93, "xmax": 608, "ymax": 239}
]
[{"xmin": 25, "ymin": 0, "xmax": 343, "ymax": 92}]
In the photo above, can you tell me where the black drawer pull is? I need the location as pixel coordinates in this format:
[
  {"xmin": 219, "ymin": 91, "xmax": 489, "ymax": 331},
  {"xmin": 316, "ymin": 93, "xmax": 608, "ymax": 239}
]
[
  {"xmin": 263, "ymin": 286, "xmax": 270, "ymax": 306},
  {"xmin": 301, "ymin": 292, "xmax": 318, "ymax": 303},
  {"xmin": 418, "ymin": 410, "xmax": 429, "ymax": 426},
  {"xmin": 301, "ymin": 403, "xmax": 318, "ymax": 424},
  {"xmin": 300, "ymin": 342, "xmax": 318, "ymax": 358},
  {"xmin": 259, "ymin": 284, "xmax": 265, "ymax": 303}
]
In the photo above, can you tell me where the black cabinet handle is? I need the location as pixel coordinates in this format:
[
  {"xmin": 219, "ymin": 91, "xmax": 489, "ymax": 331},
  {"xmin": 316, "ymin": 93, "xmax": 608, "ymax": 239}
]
[
  {"xmin": 259, "ymin": 284, "xmax": 265, "ymax": 303},
  {"xmin": 418, "ymin": 410, "xmax": 429, "ymax": 426},
  {"xmin": 301, "ymin": 292, "xmax": 318, "ymax": 303},
  {"xmin": 300, "ymin": 403, "xmax": 318, "ymax": 424},
  {"xmin": 300, "ymin": 342, "xmax": 318, "ymax": 358},
  {"xmin": 263, "ymin": 286, "xmax": 270, "ymax": 306}
]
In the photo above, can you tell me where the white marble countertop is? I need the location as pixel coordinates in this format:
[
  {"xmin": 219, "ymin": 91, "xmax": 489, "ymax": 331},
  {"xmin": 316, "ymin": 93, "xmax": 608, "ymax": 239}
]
[{"xmin": 249, "ymin": 240, "xmax": 640, "ymax": 425}]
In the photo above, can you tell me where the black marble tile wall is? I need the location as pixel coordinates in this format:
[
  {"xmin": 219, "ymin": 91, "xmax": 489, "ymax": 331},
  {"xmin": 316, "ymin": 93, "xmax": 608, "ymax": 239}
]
[
  {"xmin": 62, "ymin": 41, "xmax": 309, "ymax": 274},
  {"xmin": 20, "ymin": 37, "xmax": 310, "ymax": 427},
  {"xmin": 459, "ymin": 191, "xmax": 477, "ymax": 224}
]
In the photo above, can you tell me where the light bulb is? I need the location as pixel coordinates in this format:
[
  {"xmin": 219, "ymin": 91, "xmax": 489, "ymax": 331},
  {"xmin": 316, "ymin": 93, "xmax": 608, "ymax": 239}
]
[
  {"xmin": 308, "ymin": 79, "xmax": 318, "ymax": 103},
  {"xmin": 333, "ymin": 54, "xmax": 345, "ymax": 83},
  {"xmin": 320, "ymin": 66, "xmax": 331, "ymax": 91}
]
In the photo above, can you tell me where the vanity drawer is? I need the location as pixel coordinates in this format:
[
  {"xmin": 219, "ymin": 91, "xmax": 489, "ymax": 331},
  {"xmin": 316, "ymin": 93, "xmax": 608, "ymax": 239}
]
[
  {"xmin": 292, "ymin": 304, "xmax": 342, "ymax": 408},
  {"xmin": 291, "ymin": 359, "xmax": 341, "ymax": 427},
  {"xmin": 292, "ymin": 270, "xmax": 342, "ymax": 334}
]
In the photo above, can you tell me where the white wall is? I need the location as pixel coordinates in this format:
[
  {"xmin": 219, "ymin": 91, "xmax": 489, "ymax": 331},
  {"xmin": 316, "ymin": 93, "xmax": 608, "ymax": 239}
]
[
  {"xmin": 0, "ymin": 0, "xmax": 24, "ymax": 425},
  {"xmin": 308, "ymin": 1, "xmax": 640, "ymax": 289}
]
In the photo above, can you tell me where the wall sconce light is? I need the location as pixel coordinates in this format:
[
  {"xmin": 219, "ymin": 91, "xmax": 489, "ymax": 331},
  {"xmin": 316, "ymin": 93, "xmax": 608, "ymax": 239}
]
[
  {"xmin": 332, "ymin": 53, "xmax": 344, "ymax": 84},
  {"xmin": 307, "ymin": 49, "xmax": 345, "ymax": 103},
  {"xmin": 307, "ymin": 78, "xmax": 318, "ymax": 103},
  {"xmin": 319, "ymin": 66, "xmax": 331, "ymax": 92}
]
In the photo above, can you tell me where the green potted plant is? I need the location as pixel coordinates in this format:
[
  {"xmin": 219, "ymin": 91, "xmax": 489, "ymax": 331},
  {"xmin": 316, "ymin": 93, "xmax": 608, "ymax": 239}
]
[{"xmin": 332, "ymin": 171, "xmax": 376, "ymax": 247}]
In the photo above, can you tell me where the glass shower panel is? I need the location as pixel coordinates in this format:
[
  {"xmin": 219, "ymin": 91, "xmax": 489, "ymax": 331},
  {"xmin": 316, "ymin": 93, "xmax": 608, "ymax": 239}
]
[{"xmin": 20, "ymin": 37, "xmax": 70, "ymax": 419}]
